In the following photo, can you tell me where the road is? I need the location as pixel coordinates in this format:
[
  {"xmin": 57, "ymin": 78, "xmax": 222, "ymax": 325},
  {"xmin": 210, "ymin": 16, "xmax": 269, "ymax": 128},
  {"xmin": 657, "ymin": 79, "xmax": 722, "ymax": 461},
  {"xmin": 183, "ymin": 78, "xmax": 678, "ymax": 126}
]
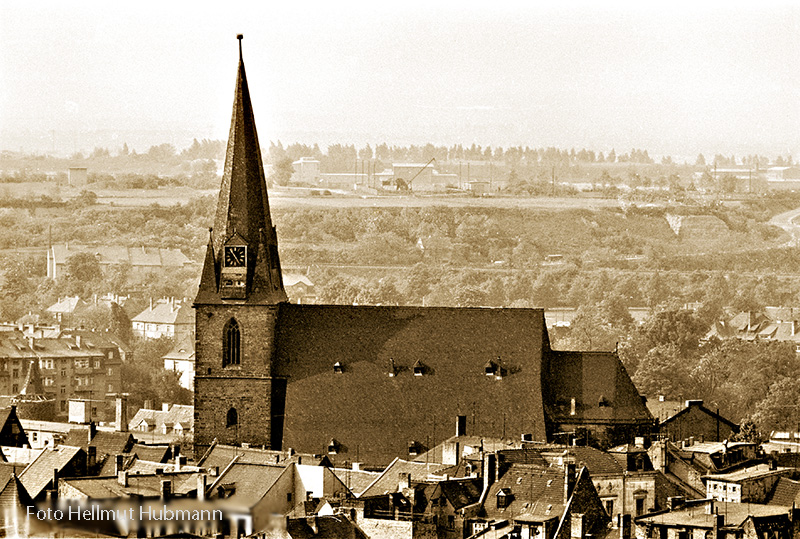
[{"xmin": 769, "ymin": 206, "xmax": 800, "ymax": 246}]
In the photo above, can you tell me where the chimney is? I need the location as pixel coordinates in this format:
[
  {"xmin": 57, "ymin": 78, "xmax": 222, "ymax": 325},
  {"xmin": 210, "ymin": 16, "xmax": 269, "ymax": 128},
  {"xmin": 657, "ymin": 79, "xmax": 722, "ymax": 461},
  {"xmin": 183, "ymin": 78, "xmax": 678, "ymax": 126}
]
[
  {"xmin": 713, "ymin": 513, "xmax": 724, "ymax": 539},
  {"xmin": 706, "ymin": 499, "xmax": 715, "ymax": 515},
  {"xmin": 442, "ymin": 441, "xmax": 460, "ymax": 466},
  {"xmin": 398, "ymin": 472, "xmax": 411, "ymax": 491},
  {"xmin": 88, "ymin": 422, "xmax": 96, "ymax": 443},
  {"xmin": 144, "ymin": 399, "xmax": 153, "ymax": 410},
  {"xmin": 482, "ymin": 453, "xmax": 497, "ymax": 491},
  {"xmin": 87, "ymin": 446, "xmax": 96, "ymax": 470},
  {"xmin": 352, "ymin": 462, "xmax": 361, "ymax": 471},
  {"xmin": 570, "ymin": 513, "xmax": 585, "ymax": 539},
  {"xmin": 793, "ymin": 320, "xmax": 797, "ymax": 336},
  {"xmin": 197, "ymin": 474, "xmax": 207, "ymax": 501},
  {"xmin": 115, "ymin": 454, "xmax": 124, "ymax": 475},
  {"xmin": 53, "ymin": 468, "xmax": 59, "ymax": 493},
  {"xmin": 306, "ymin": 516, "xmax": 318, "ymax": 535},
  {"xmin": 564, "ymin": 460, "xmax": 577, "ymax": 504},
  {"xmin": 658, "ymin": 395, "xmax": 665, "ymax": 402},
  {"xmin": 116, "ymin": 395, "xmax": 128, "ymax": 432},
  {"xmin": 570, "ymin": 398, "xmax": 576, "ymax": 416},
  {"xmin": 149, "ymin": 298, "xmax": 153, "ymax": 310},
  {"xmin": 160, "ymin": 479, "xmax": 172, "ymax": 501},
  {"xmin": 162, "ymin": 402, "xmax": 170, "ymax": 412},
  {"xmin": 76, "ymin": 335, "xmax": 81, "ymax": 348},
  {"xmin": 617, "ymin": 514, "xmax": 631, "ymax": 539},
  {"xmin": 668, "ymin": 496, "xmax": 685, "ymax": 510},
  {"xmin": 456, "ymin": 415, "xmax": 467, "ymax": 437},
  {"xmin": 118, "ymin": 470, "xmax": 128, "ymax": 487}
]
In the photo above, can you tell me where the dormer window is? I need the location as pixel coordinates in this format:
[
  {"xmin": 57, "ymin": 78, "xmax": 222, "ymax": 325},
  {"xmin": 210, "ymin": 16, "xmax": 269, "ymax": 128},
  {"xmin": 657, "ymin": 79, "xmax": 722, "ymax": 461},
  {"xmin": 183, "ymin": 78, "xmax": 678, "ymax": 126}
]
[
  {"xmin": 497, "ymin": 488, "xmax": 512, "ymax": 508},
  {"xmin": 598, "ymin": 395, "xmax": 609, "ymax": 407},
  {"xmin": 408, "ymin": 441, "xmax": 421, "ymax": 456},
  {"xmin": 485, "ymin": 357, "xmax": 504, "ymax": 379},
  {"xmin": 388, "ymin": 358, "xmax": 397, "ymax": 377},
  {"xmin": 327, "ymin": 438, "xmax": 340, "ymax": 454},
  {"xmin": 333, "ymin": 362, "xmax": 344, "ymax": 374},
  {"xmin": 413, "ymin": 360, "xmax": 425, "ymax": 376}
]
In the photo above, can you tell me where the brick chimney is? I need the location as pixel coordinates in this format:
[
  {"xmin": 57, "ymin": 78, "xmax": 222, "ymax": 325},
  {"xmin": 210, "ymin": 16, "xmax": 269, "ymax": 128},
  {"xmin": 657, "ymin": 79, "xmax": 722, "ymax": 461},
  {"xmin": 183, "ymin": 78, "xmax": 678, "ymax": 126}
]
[
  {"xmin": 570, "ymin": 513, "xmax": 585, "ymax": 539},
  {"xmin": 87, "ymin": 446, "xmax": 96, "ymax": 470},
  {"xmin": 564, "ymin": 460, "xmax": 577, "ymax": 504},
  {"xmin": 482, "ymin": 453, "xmax": 497, "ymax": 491},
  {"xmin": 456, "ymin": 415, "xmax": 467, "ymax": 437},
  {"xmin": 160, "ymin": 479, "xmax": 172, "ymax": 501},
  {"xmin": 116, "ymin": 395, "xmax": 128, "ymax": 432},
  {"xmin": 118, "ymin": 470, "xmax": 128, "ymax": 487},
  {"xmin": 398, "ymin": 472, "xmax": 411, "ymax": 491},
  {"xmin": 114, "ymin": 454, "xmax": 124, "ymax": 475},
  {"xmin": 88, "ymin": 421, "xmax": 96, "ymax": 443},
  {"xmin": 442, "ymin": 441, "xmax": 460, "ymax": 466},
  {"xmin": 197, "ymin": 474, "xmax": 207, "ymax": 501}
]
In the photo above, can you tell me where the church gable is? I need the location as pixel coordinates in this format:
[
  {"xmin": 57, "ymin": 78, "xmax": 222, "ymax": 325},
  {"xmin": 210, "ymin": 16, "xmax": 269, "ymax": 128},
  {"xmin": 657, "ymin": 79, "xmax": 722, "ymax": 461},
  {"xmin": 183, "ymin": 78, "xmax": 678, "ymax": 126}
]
[{"xmin": 274, "ymin": 304, "xmax": 550, "ymax": 466}]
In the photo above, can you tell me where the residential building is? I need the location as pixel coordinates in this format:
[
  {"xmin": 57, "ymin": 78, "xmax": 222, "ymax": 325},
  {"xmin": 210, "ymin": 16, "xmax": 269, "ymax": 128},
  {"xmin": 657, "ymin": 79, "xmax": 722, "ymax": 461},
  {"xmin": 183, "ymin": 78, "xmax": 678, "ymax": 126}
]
[
  {"xmin": 291, "ymin": 157, "xmax": 321, "ymax": 185},
  {"xmin": 128, "ymin": 403, "xmax": 193, "ymax": 439},
  {"xmin": 634, "ymin": 498, "xmax": 798, "ymax": 539},
  {"xmin": 653, "ymin": 400, "xmax": 739, "ymax": 444},
  {"xmin": 131, "ymin": 297, "xmax": 193, "ymax": 339},
  {"xmin": 162, "ymin": 334, "xmax": 195, "ymax": 389},
  {"xmin": 703, "ymin": 463, "xmax": 793, "ymax": 503},
  {"xmin": 47, "ymin": 243, "xmax": 191, "ymax": 280}
]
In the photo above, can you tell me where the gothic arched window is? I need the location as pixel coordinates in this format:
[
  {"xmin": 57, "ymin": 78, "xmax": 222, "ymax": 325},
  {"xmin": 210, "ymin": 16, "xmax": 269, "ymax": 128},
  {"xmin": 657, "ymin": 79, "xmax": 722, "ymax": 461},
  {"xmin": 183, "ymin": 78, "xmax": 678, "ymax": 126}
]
[
  {"xmin": 226, "ymin": 407, "xmax": 238, "ymax": 428},
  {"xmin": 223, "ymin": 318, "xmax": 241, "ymax": 367}
]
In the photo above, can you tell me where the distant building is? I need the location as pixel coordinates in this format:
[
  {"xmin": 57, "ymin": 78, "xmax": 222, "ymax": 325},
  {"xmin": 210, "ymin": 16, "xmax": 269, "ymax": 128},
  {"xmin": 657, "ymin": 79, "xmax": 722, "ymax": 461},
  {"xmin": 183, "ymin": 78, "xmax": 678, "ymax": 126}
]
[
  {"xmin": 128, "ymin": 403, "xmax": 193, "ymax": 438},
  {"xmin": 131, "ymin": 298, "xmax": 193, "ymax": 340},
  {"xmin": 705, "ymin": 308, "xmax": 800, "ymax": 351},
  {"xmin": 283, "ymin": 272, "xmax": 316, "ymax": 304},
  {"xmin": 162, "ymin": 335, "xmax": 195, "ymax": 390},
  {"xmin": 649, "ymin": 399, "xmax": 739, "ymax": 444},
  {"xmin": 47, "ymin": 243, "xmax": 192, "ymax": 281},
  {"xmin": 68, "ymin": 167, "xmax": 88, "ymax": 187},
  {"xmin": 290, "ymin": 157, "xmax": 321, "ymax": 184},
  {"xmin": 703, "ymin": 463, "xmax": 793, "ymax": 504}
]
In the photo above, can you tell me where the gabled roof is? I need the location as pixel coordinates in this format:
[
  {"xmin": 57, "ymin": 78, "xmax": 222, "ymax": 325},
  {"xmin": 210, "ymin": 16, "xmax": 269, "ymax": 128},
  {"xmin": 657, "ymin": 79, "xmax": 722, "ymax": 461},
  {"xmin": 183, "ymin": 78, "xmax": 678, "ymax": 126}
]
[
  {"xmin": 413, "ymin": 435, "xmax": 522, "ymax": 465},
  {"xmin": 284, "ymin": 515, "xmax": 368, "ymax": 539},
  {"xmin": 19, "ymin": 445, "xmax": 83, "ymax": 499},
  {"xmin": 61, "ymin": 471, "xmax": 200, "ymax": 499},
  {"xmin": 46, "ymin": 296, "xmax": 85, "ymax": 315},
  {"xmin": 482, "ymin": 464, "xmax": 567, "ymax": 522},
  {"xmin": 766, "ymin": 477, "xmax": 800, "ymax": 507},
  {"xmin": 197, "ymin": 442, "xmax": 325, "ymax": 471},
  {"xmin": 544, "ymin": 350, "xmax": 653, "ymax": 425},
  {"xmin": 275, "ymin": 304, "xmax": 551, "ymax": 466},
  {"xmin": 128, "ymin": 405, "xmax": 193, "ymax": 434},
  {"xmin": 62, "ymin": 428, "xmax": 134, "ymax": 456},
  {"xmin": 438, "ymin": 478, "xmax": 483, "ymax": 510},
  {"xmin": 131, "ymin": 299, "xmax": 192, "ymax": 325},
  {"xmin": 162, "ymin": 334, "xmax": 195, "ymax": 362},
  {"xmin": 0, "ymin": 470, "xmax": 32, "ymax": 510},
  {"xmin": 329, "ymin": 468, "xmax": 381, "ymax": 497},
  {"xmin": 207, "ymin": 462, "xmax": 286, "ymax": 510},
  {"xmin": 359, "ymin": 458, "xmax": 442, "ymax": 498},
  {"xmin": 659, "ymin": 401, "xmax": 739, "ymax": 432},
  {"xmin": 636, "ymin": 500, "xmax": 791, "ymax": 528}
]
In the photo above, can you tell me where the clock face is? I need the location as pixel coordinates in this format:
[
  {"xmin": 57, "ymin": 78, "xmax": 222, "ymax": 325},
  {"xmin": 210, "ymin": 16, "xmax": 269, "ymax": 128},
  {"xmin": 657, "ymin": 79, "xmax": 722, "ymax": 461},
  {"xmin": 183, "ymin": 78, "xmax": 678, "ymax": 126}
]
[{"xmin": 224, "ymin": 246, "xmax": 246, "ymax": 267}]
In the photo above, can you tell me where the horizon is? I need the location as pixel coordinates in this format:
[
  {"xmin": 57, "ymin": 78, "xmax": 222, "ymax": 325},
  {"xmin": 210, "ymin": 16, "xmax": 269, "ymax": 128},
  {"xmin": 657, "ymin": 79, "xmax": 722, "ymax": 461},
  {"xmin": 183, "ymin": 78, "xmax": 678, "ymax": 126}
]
[{"xmin": 2, "ymin": 2, "xmax": 798, "ymax": 160}]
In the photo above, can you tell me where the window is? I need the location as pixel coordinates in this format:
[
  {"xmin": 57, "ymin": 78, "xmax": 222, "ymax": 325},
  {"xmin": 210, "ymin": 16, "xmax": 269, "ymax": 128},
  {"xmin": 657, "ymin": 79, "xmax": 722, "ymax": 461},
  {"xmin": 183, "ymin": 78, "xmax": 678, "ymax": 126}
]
[
  {"xmin": 74, "ymin": 358, "xmax": 89, "ymax": 369},
  {"xmin": 223, "ymin": 319, "xmax": 241, "ymax": 367},
  {"xmin": 32, "ymin": 432, "xmax": 38, "ymax": 443},
  {"xmin": 12, "ymin": 369, "xmax": 19, "ymax": 378},
  {"xmin": 60, "ymin": 387, "xmax": 66, "ymax": 394},
  {"xmin": 43, "ymin": 377, "xmax": 54, "ymax": 387},
  {"xmin": 333, "ymin": 362, "xmax": 343, "ymax": 374},
  {"xmin": 60, "ymin": 370, "xmax": 67, "ymax": 378},
  {"xmin": 635, "ymin": 497, "xmax": 645, "ymax": 517},
  {"xmin": 41, "ymin": 359, "xmax": 54, "ymax": 370},
  {"xmin": 497, "ymin": 489, "xmax": 512, "ymax": 508},
  {"xmin": 226, "ymin": 407, "xmax": 238, "ymax": 428},
  {"xmin": 604, "ymin": 499, "xmax": 614, "ymax": 515},
  {"xmin": 93, "ymin": 360, "xmax": 101, "ymax": 369},
  {"xmin": 12, "ymin": 384, "xmax": 18, "ymax": 393},
  {"xmin": 107, "ymin": 351, "xmax": 113, "ymax": 359},
  {"xmin": 60, "ymin": 401, "xmax": 66, "ymax": 412}
]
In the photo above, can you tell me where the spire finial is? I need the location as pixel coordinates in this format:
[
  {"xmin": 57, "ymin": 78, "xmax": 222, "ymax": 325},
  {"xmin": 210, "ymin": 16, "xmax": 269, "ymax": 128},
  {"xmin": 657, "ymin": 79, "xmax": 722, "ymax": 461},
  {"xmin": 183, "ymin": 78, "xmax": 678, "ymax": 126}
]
[
  {"xmin": 237, "ymin": 34, "xmax": 243, "ymax": 59},
  {"xmin": 208, "ymin": 227, "xmax": 213, "ymax": 244}
]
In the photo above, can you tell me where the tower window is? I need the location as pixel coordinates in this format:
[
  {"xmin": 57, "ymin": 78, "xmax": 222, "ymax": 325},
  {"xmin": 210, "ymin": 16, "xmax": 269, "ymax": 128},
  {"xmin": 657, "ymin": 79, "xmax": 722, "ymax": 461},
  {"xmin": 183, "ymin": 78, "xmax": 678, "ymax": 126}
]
[
  {"xmin": 226, "ymin": 407, "xmax": 238, "ymax": 428},
  {"xmin": 223, "ymin": 318, "xmax": 241, "ymax": 367}
]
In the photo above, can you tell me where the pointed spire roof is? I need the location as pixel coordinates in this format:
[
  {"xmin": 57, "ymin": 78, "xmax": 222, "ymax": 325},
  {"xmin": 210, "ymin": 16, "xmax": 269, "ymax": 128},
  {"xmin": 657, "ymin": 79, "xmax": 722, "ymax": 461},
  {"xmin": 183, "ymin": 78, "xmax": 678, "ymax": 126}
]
[
  {"xmin": 196, "ymin": 35, "xmax": 287, "ymax": 305},
  {"xmin": 212, "ymin": 34, "xmax": 273, "ymax": 255}
]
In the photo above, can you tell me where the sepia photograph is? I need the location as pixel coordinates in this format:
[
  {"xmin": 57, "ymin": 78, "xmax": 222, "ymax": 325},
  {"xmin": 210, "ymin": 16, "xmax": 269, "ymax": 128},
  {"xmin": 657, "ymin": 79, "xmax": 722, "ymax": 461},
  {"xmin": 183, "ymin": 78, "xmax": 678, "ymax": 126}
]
[{"xmin": 0, "ymin": 1, "xmax": 799, "ymax": 537}]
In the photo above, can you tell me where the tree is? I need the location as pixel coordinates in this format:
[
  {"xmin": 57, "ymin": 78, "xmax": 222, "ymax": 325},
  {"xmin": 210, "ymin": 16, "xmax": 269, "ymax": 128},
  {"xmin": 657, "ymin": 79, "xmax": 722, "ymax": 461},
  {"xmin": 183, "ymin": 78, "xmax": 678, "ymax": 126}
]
[
  {"xmin": 270, "ymin": 157, "xmax": 295, "ymax": 186},
  {"xmin": 695, "ymin": 154, "xmax": 706, "ymax": 167},
  {"xmin": 632, "ymin": 344, "xmax": 693, "ymax": 398}
]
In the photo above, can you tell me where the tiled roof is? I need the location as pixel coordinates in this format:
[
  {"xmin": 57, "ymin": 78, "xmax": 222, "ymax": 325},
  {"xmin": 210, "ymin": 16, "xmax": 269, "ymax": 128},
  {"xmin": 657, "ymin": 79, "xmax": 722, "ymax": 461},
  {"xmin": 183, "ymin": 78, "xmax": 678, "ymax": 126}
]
[
  {"xmin": 197, "ymin": 443, "xmax": 324, "ymax": 471},
  {"xmin": 275, "ymin": 305, "xmax": 551, "ymax": 466},
  {"xmin": 19, "ymin": 445, "xmax": 83, "ymax": 499},
  {"xmin": 413, "ymin": 435, "xmax": 522, "ymax": 465},
  {"xmin": 544, "ymin": 350, "xmax": 653, "ymax": 424},
  {"xmin": 61, "ymin": 471, "xmax": 200, "ymax": 499},
  {"xmin": 504, "ymin": 446, "xmax": 624, "ymax": 476},
  {"xmin": 359, "ymin": 458, "xmax": 443, "ymax": 498},
  {"xmin": 128, "ymin": 405, "xmax": 193, "ymax": 434},
  {"xmin": 482, "ymin": 464, "xmax": 568, "ymax": 522},
  {"xmin": 283, "ymin": 273, "xmax": 314, "ymax": 288},
  {"xmin": 207, "ymin": 462, "xmax": 286, "ymax": 511},
  {"xmin": 46, "ymin": 296, "xmax": 85, "ymax": 315},
  {"xmin": 62, "ymin": 429, "xmax": 134, "ymax": 456},
  {"xmin": 439, "ymin": 478, "xmax": 483, "ymax": 510},
  {"xmin": 637, "ymin": 501, "xmax": 790, "ymax": 528},
  {"xmin": 329, "ymin": 468, "xmax": 381, "ymax": 497},
  {"xmin": 647, "ymin": 399, "xmax": 685, "ymax": 422},
  {"xmin": 50, "ymin": 244, "xmax": 190, "ymax": 268},
  {"xmin": 162, "ymin": 334, "xmax": 195, "ymax": 362},
  {"xmin": 766, "ymin": 477, "xmax": 800, "ymax": 506},
  {"xmin": 131, "ymin": 300, "xmax": 193, "ymax": 325},
  {"xmin": 284, "ymin": 515, "xmax": 368, "ymax": 539},
  {"xmin": 660, "ymin": 403, "xmax": 739, "ymax": 431}
]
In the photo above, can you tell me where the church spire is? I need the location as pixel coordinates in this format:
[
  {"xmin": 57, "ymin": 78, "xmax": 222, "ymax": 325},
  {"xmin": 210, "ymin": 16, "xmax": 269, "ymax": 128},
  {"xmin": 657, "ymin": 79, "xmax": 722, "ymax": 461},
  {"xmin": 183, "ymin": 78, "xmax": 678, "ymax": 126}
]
[{"xmin": 196, "ymin": 35, "xmax": 287, "ymax": 305}]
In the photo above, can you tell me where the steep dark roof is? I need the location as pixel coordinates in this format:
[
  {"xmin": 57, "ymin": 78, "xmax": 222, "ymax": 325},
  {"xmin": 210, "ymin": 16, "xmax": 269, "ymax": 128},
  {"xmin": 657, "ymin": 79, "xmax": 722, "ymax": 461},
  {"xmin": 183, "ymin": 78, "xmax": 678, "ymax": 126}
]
[
  {"xmin": 197, "ymin": 36, "xmax": 286, "ymax": 305},
  {"xmin": 359, "ymin": 458, "xmax": 443, "ymax": 498},
  {"xmin": 285, "ymin": 515, "xmax": 368, "ymax": 539},
  {"xmin": 275, "ymin": 304, "xmax": 550, "ymax": 466},
  {"xmin": 482, "ymin": 464, "xmax": 568, "ymax": 522},
  {"xmin": 20, "ymin": 445, "xmax": 83, "ymax": 499},
  {"xmin": 207, "ymin": 462, "xmax": 285, "ymax": 511},
  {"xmin": 439, "ymin": 478, "xmax": 483, "ymax": 510},
  {"xmin": 659, "ymin": 402, "xmax": 739, "ymax": 432},
  {"xmin": 63, "ymin": 428, "xmax": 134, "ymax": 456},
  {"xmin": 198, "ymin": 443, "xmax": 325, "ymax": 471},
  {"xmin": 544, "ymin": 350, "xmax": 653, "ymax": 425}
]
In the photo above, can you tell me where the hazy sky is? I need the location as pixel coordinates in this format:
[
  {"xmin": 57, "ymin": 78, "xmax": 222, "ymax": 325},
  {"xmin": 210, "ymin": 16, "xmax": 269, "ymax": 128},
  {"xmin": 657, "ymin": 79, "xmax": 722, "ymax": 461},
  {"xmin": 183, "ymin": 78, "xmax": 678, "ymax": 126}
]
[{"xmin": 1, "ymin": 1, "xmax": 798, "ymax": 160}]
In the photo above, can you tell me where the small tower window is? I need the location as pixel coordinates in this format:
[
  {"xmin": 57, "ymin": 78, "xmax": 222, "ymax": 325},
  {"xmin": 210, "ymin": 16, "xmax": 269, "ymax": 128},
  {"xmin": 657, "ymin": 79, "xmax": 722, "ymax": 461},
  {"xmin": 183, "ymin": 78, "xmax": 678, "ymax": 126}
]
[
  {"xmin": 226, "ymin": 407, "xmax": 238, "ymax": 428},
  {"xmin": 413, "ymin": 360, "xmax": 425, "ymax": 376},
  {"xmin": 223, "ymin": 318, "xmax": 241, "ymax": 367}
]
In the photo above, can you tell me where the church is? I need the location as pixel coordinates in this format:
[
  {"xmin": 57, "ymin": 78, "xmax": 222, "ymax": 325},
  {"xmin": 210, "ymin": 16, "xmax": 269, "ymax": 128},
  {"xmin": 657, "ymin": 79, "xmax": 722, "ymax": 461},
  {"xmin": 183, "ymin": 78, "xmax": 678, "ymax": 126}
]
[{"xmin": 193, "ymin": 37, "xmax": 653, "ymax": 465}]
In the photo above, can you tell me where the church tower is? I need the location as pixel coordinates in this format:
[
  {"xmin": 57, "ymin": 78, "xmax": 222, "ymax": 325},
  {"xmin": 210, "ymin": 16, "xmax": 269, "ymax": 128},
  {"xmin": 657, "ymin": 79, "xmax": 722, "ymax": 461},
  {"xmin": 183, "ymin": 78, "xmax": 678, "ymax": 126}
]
[{"xmin": 193, "ymin": 35, "xmax": 288, "ymax": 458}]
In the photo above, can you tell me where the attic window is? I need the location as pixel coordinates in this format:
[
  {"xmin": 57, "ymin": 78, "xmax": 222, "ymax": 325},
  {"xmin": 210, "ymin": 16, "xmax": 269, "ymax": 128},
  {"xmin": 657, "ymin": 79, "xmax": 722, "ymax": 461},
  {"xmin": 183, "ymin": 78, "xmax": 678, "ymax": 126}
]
[
  {"xmin": 547, "ymin": 479, "xmax": 553, "ymax": 487},
  {"xmin": 333, "ymin": 362, "xmax": 343, "ymax": 374},
  {"xmin": 413, "ymin": 360, "xmax": 425, "ymax": 376},
  {"xmin": 388, "ymin": 358, "xmax": 397, "ymax": 377},
  {"xmin": 408, "ymin": 441, "xmax": 421, "ymax": 456},
  {"xmin": 598, "ymin": 395, "xmax": 609, "ymax": 407},
  {"xmin": 327, "ymin": 438, "xmax": 339, "ymax": 455},
  {"xmin": 485, "ymin": 361, "xmax": 497, "ymax": 376},
  {"xmin": 497, "ymin": 488, "xmax": 512, "ymax": 508}
]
